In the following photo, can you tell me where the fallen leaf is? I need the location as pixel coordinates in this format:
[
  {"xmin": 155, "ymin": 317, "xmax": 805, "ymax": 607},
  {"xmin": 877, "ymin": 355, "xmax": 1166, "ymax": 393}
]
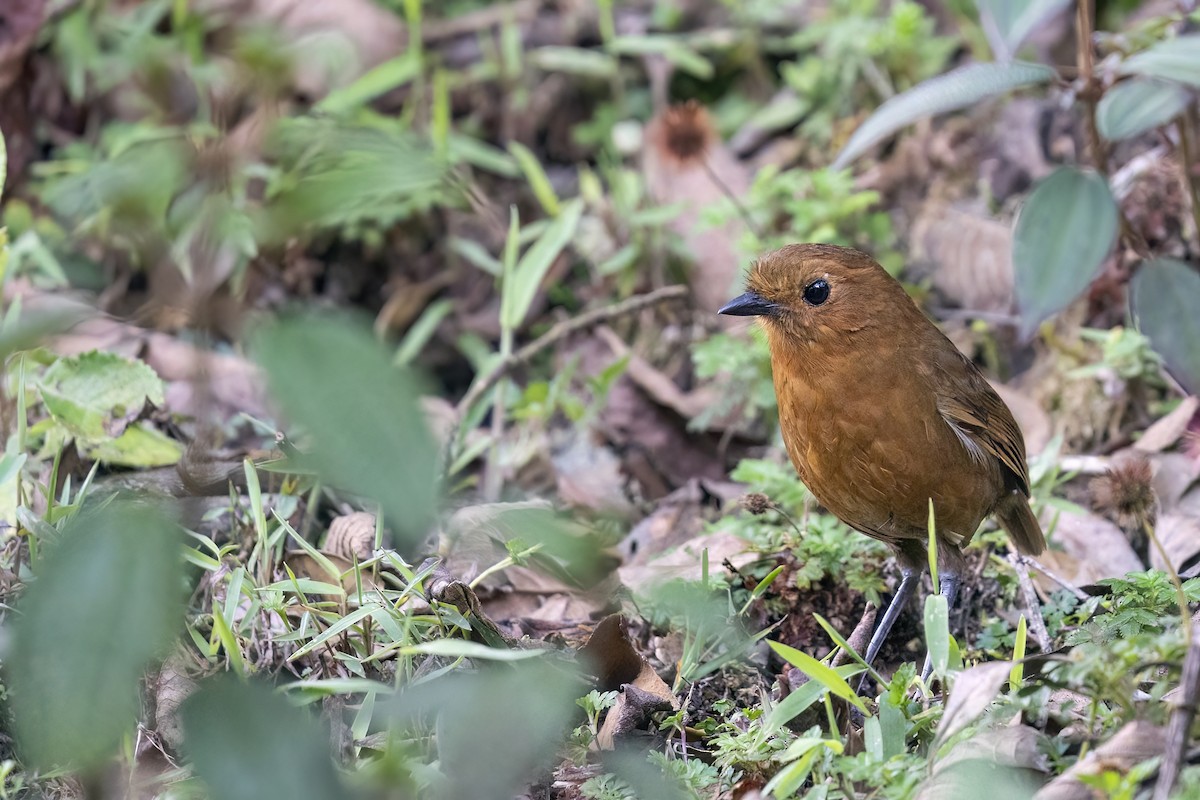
[
  {"xmin": 1134, "ymin": 396, "xmax": 1200, "ymax": 454},
  {"xmin": 912, "ymin": 203, "xmax": 1015, "ymax": 314},
  {"xmin": 578, "ymin": 615, "xmax": 679, "ymax": 750},
  {"xmin": 937, "ymin": 661, "xmax": 1013, "ymax": 746},
  {"xmin": 1150, "ymin": 511, "xmax": 1200, "ymax": 573},
  {"xmin": 919, "ymin": 726, "xmax": 1048, "ymax": 800},
  {"xmin": 642, "ymin": 102, "xmax": 751, "ymax": 318},
  {"xmin": 325, "ymin": 512, "xmax": 376, "ymax": 562},
  {"xmin": 1038, "ymin": 507, "xmax": 1143, "ymax": 584},
  {"xmin": 1034, "ymin": 720, "xmax": 1166, "ymax": 799}
]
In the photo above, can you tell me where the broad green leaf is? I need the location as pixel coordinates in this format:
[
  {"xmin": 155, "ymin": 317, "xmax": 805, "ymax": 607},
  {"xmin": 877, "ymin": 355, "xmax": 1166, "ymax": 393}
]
[
  {"xmin": 765, "ymin": 738, "xmax": 843, "ymax": 797},
  {"xmin": 976, "ymin": 0, "xmax": 1072, "ymax": 60},
  {"xmin": 528, "ymin": 46, "xmax": 619, "ymax": 79},
  {"xmin": 315, "ymin": 53, "xmax": 420, "ymax": 115},
  {"xmin": 1120, "ymin": 35, "xmax": 1200, "ymax": 88},
  {"xmin": 38, "ymin": 351, "xmax": 166, "ymax": 441},
  {"xmin": 1012, "ymin": 167, "xmax": 1118, "ymax": 339},
  {"xmin": 84, "ymin": 422, "xmax": 184, "ymax": 467},
  {"xmin": 182, "ymin": 677, "xmax": 347, "ymax": 800},
  {"xmin": 251, "ymin": 314, "xmax": 438, "ymax": 542},
  {"xmin": 508, "ymin": 141, "xmax": 561, "ymax": 216},
  {"xmin": 1131, "ymin": 258, "xmax": 1200, "ymax": 394},
  {"xmin": 924, "ymin": 594, "xmax": 950, "ymax": 677},
  {"xmin": 768, "ymin": 641, "xmax": 867, "ymax": 712},
  {"xmin": 865, "ymin": 697, "xmax": 907, "ymax": 759},
  {"xmin": 1096, "ymin": 78, "xmax": 1190, "ymax": 141},
  {"xmin": 833, "ymin": 61, "xmax": 1055, "ymax": 168},
  {"xmin": 10, "ymin": 500, "xmax": 183, "ymax": 770},
  {"xmin": 500, "ymin": 199, "xmax": 583, "ymax": 330}
]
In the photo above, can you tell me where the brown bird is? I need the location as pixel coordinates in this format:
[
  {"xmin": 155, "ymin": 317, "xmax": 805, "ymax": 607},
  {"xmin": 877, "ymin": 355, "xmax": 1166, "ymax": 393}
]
[{"xmin": 719, "ymin": 243, "xmax": 1045, "ymax": 677}]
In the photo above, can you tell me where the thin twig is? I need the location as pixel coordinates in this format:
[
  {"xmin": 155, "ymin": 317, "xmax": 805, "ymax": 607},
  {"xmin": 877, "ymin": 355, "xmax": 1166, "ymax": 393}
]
[
  {"xmin": 1016, "ymin": 554, "xmax": 1089, "ymax": 601},
  {"xmin": 1154, "ymin": 620, "xmax": 1200, "ymax": 800},
  {"xmin": 453, "ymin": 284, "xmax": 690, "ymax": 426},
  {"xmin": 1009, "ymin": 553, "xmax": 1053, "ymax": 653},
  {"xmin": 1176, "ymin": 114, "xmax": 1200, "ymax": 251}
]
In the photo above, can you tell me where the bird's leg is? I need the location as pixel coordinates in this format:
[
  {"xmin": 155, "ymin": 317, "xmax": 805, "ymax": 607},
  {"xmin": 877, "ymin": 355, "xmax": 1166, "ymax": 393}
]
[
  {"xmin": 856, "ymin": 566, "xmax": 920, "ymax": 694},
  {"xmin": 920, "ymin": 569, "xmax": 962, "ymax": 684}
]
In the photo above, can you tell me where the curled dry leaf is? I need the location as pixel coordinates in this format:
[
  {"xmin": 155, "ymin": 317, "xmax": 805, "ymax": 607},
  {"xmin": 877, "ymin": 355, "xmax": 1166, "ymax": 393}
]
[
  {"xmin": 150, "ymin": 651, "xmax": 199, "ymax": 753},
  {"xmin": 911, "ymin": 203, "xmax": 1015, "ymax": 314},
  {"xmin": 325, "ymin": 512, "xmax": 376, "ymax": 562},
  {"xmin": 642, "ymin": 101, "xmax": 751, "ymax": 317},
  {"xmin": 577, "ymin": 615, "xmax": 678, "ymax": 750},
  {"xmin": 936, "ymin": 661, "xmax": 1013, "ymax": 746},
  {"xmin": 1034, "ymin": 720, "xmax": 1167, "ymax": 800}
]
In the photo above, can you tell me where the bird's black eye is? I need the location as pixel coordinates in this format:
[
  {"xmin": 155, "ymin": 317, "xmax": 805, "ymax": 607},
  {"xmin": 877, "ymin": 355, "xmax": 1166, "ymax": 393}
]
[{"xmin": 803, "ymin": 279, "xmax": 830, "ymax": 306}]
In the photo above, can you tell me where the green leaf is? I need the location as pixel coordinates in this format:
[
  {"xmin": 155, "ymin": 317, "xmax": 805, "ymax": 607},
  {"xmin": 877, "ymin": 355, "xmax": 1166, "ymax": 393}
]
[
  {"xmin": 84, "ymin": 421, "xmax": 184, "ymax": 467},
  {"xmin": 924, "ymin": 594, "xmax": 950, "ymax": 677},
  {"xmin": 0, "ymin": 123, "xmax": 6, "ymax": 204},
  {"xmin": 508, "ymin": 141, "xmax": 561, "ymax": 217},
  {"xmin": 182, "ymin": 676, "xmax": 347, "ymax": 800},
  {"xmin": 500, "ymin": 199, "xmax": 583, "ymax": 330},
  {"xmin": 767, "ymin": 640, "xmax": 867, "ymax": 712},
  {"xmin": 976, "ymin": 0, "xmax": 1072, "ymax": 60},
  {"xmin": 1096, "ymin": 78, "xmax": 1190, "ymax": 141},
  {"xmin": 833, "ymin": 61, "xmax": 1055, "ymax": 168},
  {"xmin": 251, "ymin": 313, "xmax": 439, "ymax": 543},
  {"xmin": 315, "ymin": 53, "xmax": 420, "ymax": 115},
  {"xmin": 865, "ymin": 697, "xmax": 907, "ymax": 759},
  {"xmin": 1010, "ymin": 615, "xmax": 1027, "ymax": 689},
  {"xmin": 608, "ymin": 34, "xmax": 713, "ymax": 78},
  {"xmin": 1012, "ymin": 167, "xmax": 1118, "ymax": 339},
  {"xmin": 399, "ymin": 639, "xmax": 544, "ymax": 661},
  {"xmin": 38, "ymin": 351, "xmax": 166, "ymax": 441},
  {"xmin": 394, "ymin": 299, "xmax": 454, "ymax": 366},
  {"xmin": 10, "ymin": 500, "xmax": 183, "ymax": 770},
  {"xmin": 1120, "ymin": 35, "xmax": 1200, "ymax": 88},
  {"xmin": 763, "ymin": 663, "xmax": 865, "ymax": 733},
  {"xmin": 528, "ymin": 46, "xmax": 620, "ymax": 79},
  {"xmin": 1131, "ymin": 258, "xmax": 1200, "ymax": 394}
]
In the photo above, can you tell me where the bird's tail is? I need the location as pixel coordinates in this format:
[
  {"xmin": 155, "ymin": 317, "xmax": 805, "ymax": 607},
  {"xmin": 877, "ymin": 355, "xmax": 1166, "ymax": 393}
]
[{"xmin": 995, "ymin": 493, "xmax": 1046, "ymax": 556}]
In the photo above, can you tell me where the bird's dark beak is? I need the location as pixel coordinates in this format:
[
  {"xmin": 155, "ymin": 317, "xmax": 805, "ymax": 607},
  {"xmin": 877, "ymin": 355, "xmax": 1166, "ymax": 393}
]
[{"xmin": 718, "ymin": 291, "xmax": 776, "ymax": 317}]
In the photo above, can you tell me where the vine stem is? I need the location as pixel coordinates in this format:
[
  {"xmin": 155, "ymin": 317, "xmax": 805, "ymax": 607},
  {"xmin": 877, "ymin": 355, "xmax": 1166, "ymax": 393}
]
[{"xmin": 1076, "ymin": 0, "xmax": 1107, "ymax": 175}]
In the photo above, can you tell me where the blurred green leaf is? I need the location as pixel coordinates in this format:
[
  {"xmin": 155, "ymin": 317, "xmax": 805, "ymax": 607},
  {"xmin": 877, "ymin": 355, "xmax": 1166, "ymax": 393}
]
[
  {"xmin": 10, "ymin": 499, "xmax": 183, "ymax": 770},
  {"xmin": 976, "ymin": 0, "xmax": 1072, "ymax": 60},
  {"xmin": 315, "ymin": 53, "xmax": 420, "ymax": 115},
  {"xmin": 182, "ymin": 676, "xmax": 347, "ymax": 800},
  {"xmin": 251, "ymin": 313, "xmax": 438, "ymax": 543},
  {"xmin": 833, "ymin": 61, "xmax": 1054, "ymax": 168},
  {"xmin": 390, "ymin": 660, "xmax": 582, "ymax": 800},
  {"xmin": 508, "ymin": 141, "xmax": 561, "ymax": 216},
  {"xmin": 261, "ymin": 119, "xmax": 450, "ymax": 239},
  {"xmin": 500, "ymin": 199, "xmax": 583, "ymax": 330},
  {"xmin": 1096, "ymin": 78, "xmax": 1190, "ymax": 141},
  {"xmin": 85, "ymin": 422, "xmax": 184, "ymax": 467},
  {"xmin": 1120, "ymin": 35, "xmax": 1200, "ymax": 88},
  {"xmin": 395, "ymin": 298, "xmax": 454, "ymax": 366},
  {"xmin": 528, "ymin": 46, "xmax": 619, "ymax": 79},
  {"xmin": 1012, "ymin": 167, "xmax": 1118, "ymax": 339},
  {"xmin": 608, "ymin": 34, "xmax": 713, "ymax": 79},
  {"xmin": 1131, "ymin": 258, "xmax": 1200, "ymax": 394},
  {"xmin": 38, "ymin": 350, "xmax": 165, "ymax": 441},
  {"xmin": 768, "ymin": 640, "xmax": 867, "ymax": 711},
  {"xmin": 924, "ymin": 594, "xmax": 950, "ymax": 677}
]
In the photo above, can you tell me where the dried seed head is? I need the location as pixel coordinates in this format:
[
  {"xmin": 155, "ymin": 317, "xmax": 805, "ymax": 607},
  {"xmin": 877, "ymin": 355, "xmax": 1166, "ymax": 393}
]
[
  {"xmin": 741, "ymin": 492, "xmax": 772, "ymax": 516},
  {"xmin": 651, "ymin": 100, "xmax": 714, "ymax": 167},
  {"xmin": 1091, "ymin": 455, "xmax": 1157, "ymax": 531}
]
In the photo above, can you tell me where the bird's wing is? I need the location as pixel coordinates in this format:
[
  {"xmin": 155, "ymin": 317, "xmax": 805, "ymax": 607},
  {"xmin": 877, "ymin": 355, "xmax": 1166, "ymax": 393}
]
[{"xmin": 935, "ymin": 358, "xmax": 1031, "ymax": 497}]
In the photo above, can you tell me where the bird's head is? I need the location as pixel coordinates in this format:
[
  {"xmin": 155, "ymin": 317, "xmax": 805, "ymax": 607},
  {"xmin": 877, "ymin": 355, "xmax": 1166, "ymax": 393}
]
[{"xmin": 718, "ymin": 243, "xmax": 912, "ymax": 346}]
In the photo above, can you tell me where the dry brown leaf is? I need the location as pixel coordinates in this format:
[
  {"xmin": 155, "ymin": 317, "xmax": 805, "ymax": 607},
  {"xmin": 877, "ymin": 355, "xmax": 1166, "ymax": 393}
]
[
  {"xmin": 578, "ymin": 615, "xmax": 678, "ymax": 750},
  {"xmin": 1150, "ymin": 511, "xmax": 1200, "ymax": 573},
  {"xmin": 325, "ymin": 512, "xmax": 376, "ymax": 562},
  {"xmin": 936, "ymin": 661, "xmax": 1013, "ymax": 746},
  {"xmin": 642, "ymin": 102, "xmax": 751, "ymax": 317},
  {"xmin": 911, "ymin": 204, "xmax": 1015, "ymax": 314},
  {"xmin": 1035, "ymin": 720, "xmax": 1167, "ymax": 799},
  {"xmin": 1135, "ymin": 396, "xmax": 1200, "ymax": 454},
  {"xmin": 595, "ymin": 326, "xmax": 718, "ymax": 422},
  {"xmin": 1038, "ymin": 508, "xmax": 1143, "ymax": 584},
  {"xmin": 150, "ymin": 651, "xmax": 198, "ymax": 752},
  {"xmin": 617, "ymin": 530, "xmax": 757, "ymax": 593},
  {"xmin": 283, "ymin": 549, "xmax": 381, "ymax": 596},
  {"xmin": 551, "ymin": 432, "xmax": 635, "ymax": 517},
  {"xmin": 439, "ymin": 500, "xmax": 553, "ymax": 586}
]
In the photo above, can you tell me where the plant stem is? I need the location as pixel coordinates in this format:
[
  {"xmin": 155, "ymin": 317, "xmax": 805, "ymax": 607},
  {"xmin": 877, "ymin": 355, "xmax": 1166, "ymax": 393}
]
[
  {"xmin": 1145, "ymin": 518, "xmax": 1191, "ymax": 647},
  {"xmin": 1076, "ymin": 0, "xmax": 1107, "ymax": 175},
  {"xmin": 1176, "ymin": 113, "xmax": 1200, "ymax": 251}
]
